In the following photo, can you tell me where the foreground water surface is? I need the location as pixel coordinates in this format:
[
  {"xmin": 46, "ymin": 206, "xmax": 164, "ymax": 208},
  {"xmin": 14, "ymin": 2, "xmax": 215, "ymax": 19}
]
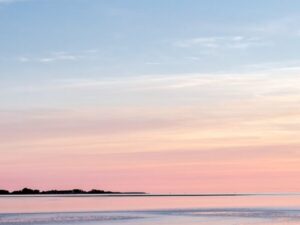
[{"xmin": 1, "ymin": 194, "xmax": 300, "ymax": 224}]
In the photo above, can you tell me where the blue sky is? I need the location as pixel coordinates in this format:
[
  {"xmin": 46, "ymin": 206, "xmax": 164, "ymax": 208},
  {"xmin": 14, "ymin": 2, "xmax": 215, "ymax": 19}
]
[
  {"xmin": 2, "ymin": 0, "xmax": 300, "ymax": 81},
  {"xmin": 1, "ymin": 0, "xmax": 300, "ymax": 109},
  {"xmin": 2, "ymin": 0, "xmax": 300, "ymax": 105}
]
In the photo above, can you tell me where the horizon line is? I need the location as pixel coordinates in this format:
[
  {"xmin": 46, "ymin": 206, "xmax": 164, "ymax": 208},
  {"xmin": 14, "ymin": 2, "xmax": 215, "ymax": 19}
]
[{"xmin": 1, "ymin": 193, "xmax": 300, "ymax": 198}]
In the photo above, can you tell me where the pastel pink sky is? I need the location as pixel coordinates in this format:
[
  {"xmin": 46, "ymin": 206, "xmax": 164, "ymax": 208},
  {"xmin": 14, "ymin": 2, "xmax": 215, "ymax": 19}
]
[
  {"xmin": 3, "ymin": 0, "xmax": 300, "ymax": 194},
  {"xmin": 1, "ymin": 70, "xmax": 300, "ymax": 193}
]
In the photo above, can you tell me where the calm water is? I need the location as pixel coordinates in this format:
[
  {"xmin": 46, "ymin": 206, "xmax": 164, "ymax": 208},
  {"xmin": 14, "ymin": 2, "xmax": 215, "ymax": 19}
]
[{"xmin": 1, "ymin": 195, "xmax": 300, "ymax": 224}]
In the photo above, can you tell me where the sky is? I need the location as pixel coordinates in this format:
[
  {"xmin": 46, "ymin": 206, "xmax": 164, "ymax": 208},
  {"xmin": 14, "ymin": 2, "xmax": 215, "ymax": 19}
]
[{"xmin": 1, "ymin": 0, "xmax": 300, "ymax": 193}]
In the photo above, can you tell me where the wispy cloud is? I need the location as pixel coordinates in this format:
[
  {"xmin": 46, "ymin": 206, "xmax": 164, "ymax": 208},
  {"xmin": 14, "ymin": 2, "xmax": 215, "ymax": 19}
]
[
  {"xmin": 2, "ymin": 68, "xmax": 300, "ymax": 155},
  {"xmin": 7, "ymin": 64, "xmax": 300, "ymax": 100},
  {"xmin": 17, "ymin": 50, "xmax": 98, "ymax": 63},
  {"xmin": 173, "ymin": 36, "xmax": 267, "ymax": 49}
]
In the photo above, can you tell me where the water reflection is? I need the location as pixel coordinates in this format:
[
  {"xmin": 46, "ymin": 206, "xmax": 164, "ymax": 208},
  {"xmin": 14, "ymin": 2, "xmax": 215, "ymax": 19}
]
[
  {"xmin": 1, "ymin": 195, "xmax": 300, "ymax": 225},
  {"xmin": 1, "ymin": 195, "xmax": 300, "ymax": 213}
]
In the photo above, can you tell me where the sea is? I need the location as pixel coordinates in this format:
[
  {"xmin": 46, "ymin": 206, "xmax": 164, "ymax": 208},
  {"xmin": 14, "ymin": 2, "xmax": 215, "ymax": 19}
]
[{"xmin": 1, "ymin": 194, "xmax": 300, "ymax": 225}]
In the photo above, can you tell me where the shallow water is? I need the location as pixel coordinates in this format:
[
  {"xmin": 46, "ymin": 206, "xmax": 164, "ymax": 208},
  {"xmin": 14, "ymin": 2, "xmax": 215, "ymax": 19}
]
[{"xmin": 1, "ymin": 195, "xmax": 300, "ymax": 224}]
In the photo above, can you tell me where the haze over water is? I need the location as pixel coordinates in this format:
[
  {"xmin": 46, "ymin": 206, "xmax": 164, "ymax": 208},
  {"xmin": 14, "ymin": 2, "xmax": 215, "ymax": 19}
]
[{"xmin": 1, "ymin": 195, "xmax": 300, "ymax": 224}]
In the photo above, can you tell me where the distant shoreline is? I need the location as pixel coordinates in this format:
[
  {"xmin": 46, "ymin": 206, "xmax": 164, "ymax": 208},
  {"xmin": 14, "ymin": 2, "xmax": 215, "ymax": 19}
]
[
  {"xmin": 1, "ymin": 193, "xmax": 300, "ymax": 198},
  {"xmin": 0, "ymin": 192, "xmax": 274, "ymax": 198},
  {"xmin": 0, "ymin": 188, "xmax": 146, "ymax": 196},
  {"xmin": 0, "ymin": 193, "xmax": 250, "ymax": 198},
  {"xmin": 1, "ymin": 188, "xmax": 299, "ymax": 197}
]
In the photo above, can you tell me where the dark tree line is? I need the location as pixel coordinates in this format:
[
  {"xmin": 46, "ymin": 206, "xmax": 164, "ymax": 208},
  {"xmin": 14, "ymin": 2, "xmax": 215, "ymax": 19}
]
[{"xmin": 0, "ymin": 188, "xmax": 123, "ymax": 195}]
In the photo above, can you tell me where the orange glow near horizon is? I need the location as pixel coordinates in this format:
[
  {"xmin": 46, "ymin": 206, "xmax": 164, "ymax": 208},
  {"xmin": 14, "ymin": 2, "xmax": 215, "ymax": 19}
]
[{"xmin": 1, "ymin": 73, "xmax": 300, "ymax": 193}]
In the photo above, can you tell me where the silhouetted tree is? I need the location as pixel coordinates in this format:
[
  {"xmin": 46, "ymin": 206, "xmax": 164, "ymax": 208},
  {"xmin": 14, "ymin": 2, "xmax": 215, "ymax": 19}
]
[
  {"xmin": 88, "ymin": 189, "xmax": 105, "ymax": 194},
  {"xmin": 0, "ymin": 190, "xmax": 9, "ymax": 195},
  {"xmin": 72, "ymin": 189, "xmax": 84, "ymax": 194},
  {"xmin": 12, "ymin": 188, "xmax": 40, "ymax": 195}
]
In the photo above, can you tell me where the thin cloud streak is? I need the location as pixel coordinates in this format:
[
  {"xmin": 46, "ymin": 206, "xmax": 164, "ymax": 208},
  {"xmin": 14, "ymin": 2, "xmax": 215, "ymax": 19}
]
[
  {"xmin": 173, "ymin": 36, "xmax": 267, "ymax": 49},
  {"xmin": 6, "ymin": 66, "xmax": 300, "ymax": 97},
  {"xmin": 17, "ymin": 50, "xmax": 98, "ymax": 64}
]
